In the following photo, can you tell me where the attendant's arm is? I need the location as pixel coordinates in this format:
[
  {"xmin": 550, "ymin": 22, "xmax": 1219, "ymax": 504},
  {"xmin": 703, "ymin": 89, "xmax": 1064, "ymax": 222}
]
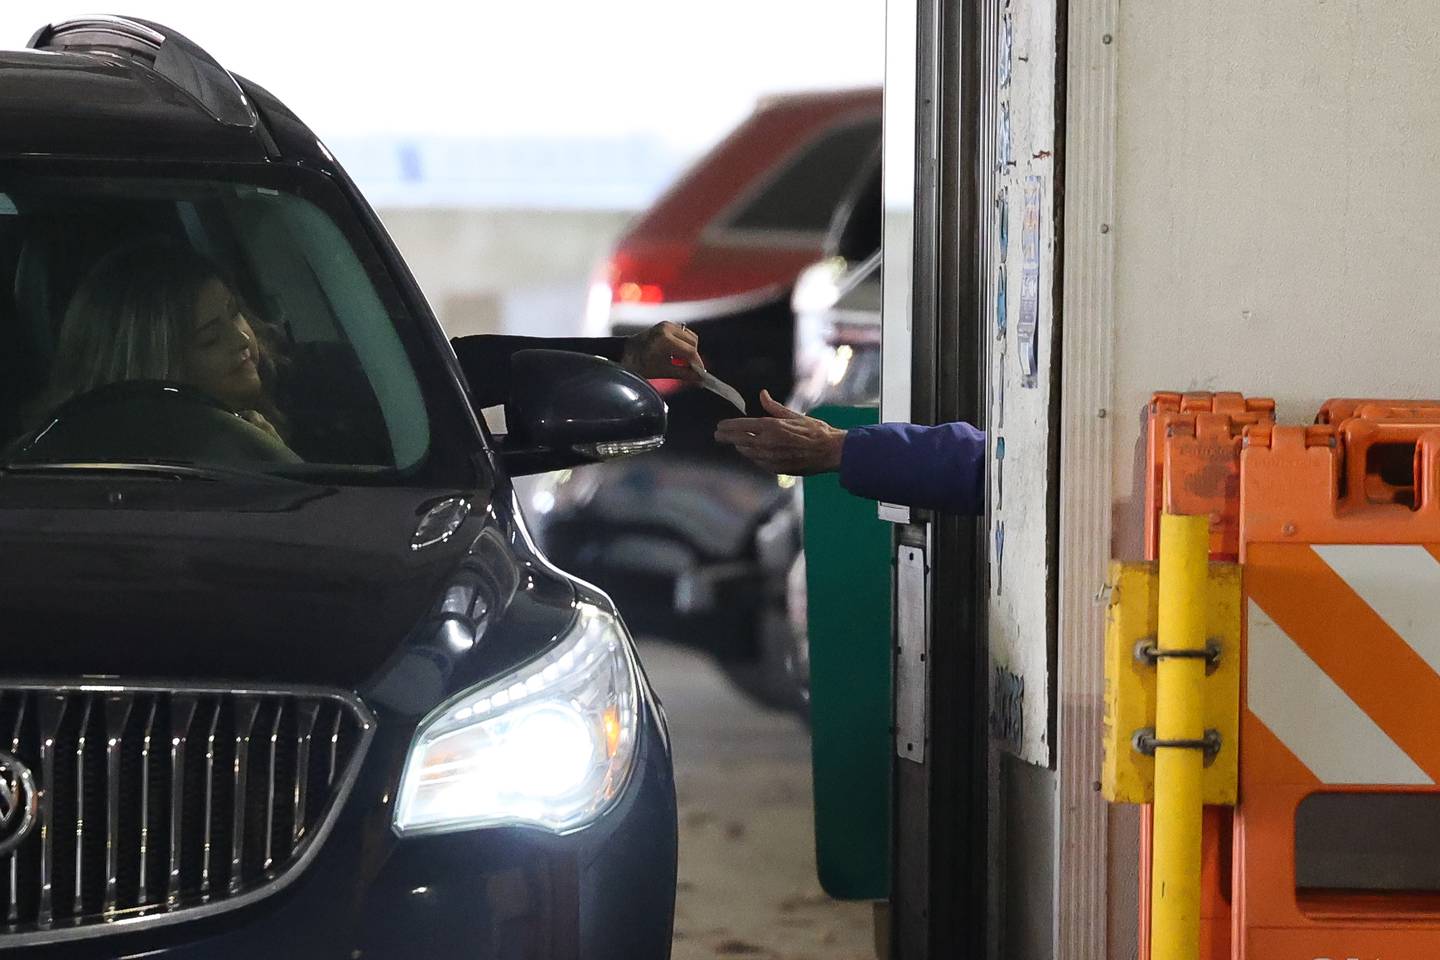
[
  {"xmin": 838, "ymin": 421, "xmax": 986, "ymax": 514},
  {"xmin": 714, "ymin": 392, "xmax": 986, "ymax": 515}
]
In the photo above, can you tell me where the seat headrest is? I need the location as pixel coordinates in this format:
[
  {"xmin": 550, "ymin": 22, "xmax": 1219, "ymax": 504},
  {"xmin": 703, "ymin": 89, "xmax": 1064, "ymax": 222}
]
[{"xmin": 12, "ymin": 215, "xmax": 155, "ymax": 365}]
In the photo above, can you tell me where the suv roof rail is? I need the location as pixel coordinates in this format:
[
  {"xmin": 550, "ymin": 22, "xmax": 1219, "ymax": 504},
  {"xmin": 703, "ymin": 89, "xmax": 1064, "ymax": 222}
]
[{"xmin": 28, "ymin": 15, "xmax": 258, "ymax": 129}]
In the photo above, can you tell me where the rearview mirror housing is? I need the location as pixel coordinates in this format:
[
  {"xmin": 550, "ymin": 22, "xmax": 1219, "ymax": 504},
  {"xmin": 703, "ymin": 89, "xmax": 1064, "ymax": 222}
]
[{"xmin": 498, "ymin": 349, "xmax": 666, "ymax": 476}]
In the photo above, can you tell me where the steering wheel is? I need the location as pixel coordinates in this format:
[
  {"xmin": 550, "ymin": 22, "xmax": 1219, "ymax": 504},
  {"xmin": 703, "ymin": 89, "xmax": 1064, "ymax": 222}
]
[{"xmin": 11, "ymin": 379, "xmax": 300, "ymax": 465}]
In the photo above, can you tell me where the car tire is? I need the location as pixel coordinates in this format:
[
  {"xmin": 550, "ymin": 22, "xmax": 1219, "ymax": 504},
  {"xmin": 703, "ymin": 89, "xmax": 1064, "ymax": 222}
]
[{"xmin": 718, "ymin": 600, "xmax": 809, "ymax": 721}]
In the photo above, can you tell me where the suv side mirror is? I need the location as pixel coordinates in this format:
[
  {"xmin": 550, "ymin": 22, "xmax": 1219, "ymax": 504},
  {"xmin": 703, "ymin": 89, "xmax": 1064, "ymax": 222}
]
[{"xmin": 498, "ymin": 349, "xmax": 666, "ymax": 476}]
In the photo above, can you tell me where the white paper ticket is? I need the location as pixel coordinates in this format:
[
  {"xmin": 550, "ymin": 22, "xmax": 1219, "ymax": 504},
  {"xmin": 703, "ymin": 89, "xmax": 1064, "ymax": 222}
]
[{"xmin": 695, "ymin": 367, "xmax": 746, "ymax": 412}]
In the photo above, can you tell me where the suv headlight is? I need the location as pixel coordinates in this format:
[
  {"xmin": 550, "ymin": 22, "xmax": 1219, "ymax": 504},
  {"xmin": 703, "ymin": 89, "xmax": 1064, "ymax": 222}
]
[{"xmin": 394, "ymin": 603, "xmax": 640, "ymax": 836}]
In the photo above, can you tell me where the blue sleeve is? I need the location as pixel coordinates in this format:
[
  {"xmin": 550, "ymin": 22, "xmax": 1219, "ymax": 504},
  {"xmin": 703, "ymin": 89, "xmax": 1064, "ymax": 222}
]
[{"xmin": 837, "ymin": 421, "xmax": 986, "ymax": 514}]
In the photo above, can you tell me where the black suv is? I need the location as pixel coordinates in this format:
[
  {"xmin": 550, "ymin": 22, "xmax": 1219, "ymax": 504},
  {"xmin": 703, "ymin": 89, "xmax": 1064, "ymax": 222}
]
[{"xmin": 0, "ymin": 17, "xmax": 676, "ymax": 959}]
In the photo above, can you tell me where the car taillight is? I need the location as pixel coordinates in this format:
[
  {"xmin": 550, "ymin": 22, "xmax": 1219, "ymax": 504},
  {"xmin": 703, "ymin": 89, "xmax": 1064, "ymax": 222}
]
[
  {"xmin": 586, "ymin": 253, "xmax": 673, "ymax": 335},
  {"xmin": 614, "ymin": 281, "xmax": 664, "ymax": 305},
  {"xmin": 604, "ymin": 244, "xmax": 694, "ymax": 313}
]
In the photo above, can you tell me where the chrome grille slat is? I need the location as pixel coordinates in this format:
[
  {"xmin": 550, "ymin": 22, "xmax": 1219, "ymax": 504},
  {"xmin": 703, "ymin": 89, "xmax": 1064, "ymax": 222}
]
[
  {"xmin": 199, "ymin": 703, "xmax": 220, "ymax": 898},
  {"xmin": 291, "ymin": 702, "xmax": 320, "ymax": 846},
  {"xmin": 7, "ymin": 693, "xmax": 27, "ymax": 924},
  {"xmin": 0, "ymin": 685, "xmax": 372, "ymax": 948},
  {"xmin": 166, "ymin": 696, "xmax": 197, "ymax": 908},
  {"xmin": 262, "ymin": 702, "xmax": 283, "ymax": 872},
  {"xmin": 36, "ymin": 694, "xmax": 67, "ymax": 927},
  {"xmin": 137, "ymin": 698, "xmax": 157, "ymax": 906},
  {"xmin": 102, "ymin": 695, "xmax": 132, "ymax": 916},
  {"xmin": 72, "ymin": 694, "xmax": 94, "ymax": 917},
  {"xmin": 326, "ymin": 707, "xmax": 343, "ymax": 787},
  {"xmin": 229, "ymin": 698, "xmax": 259, "ymax": 895}
]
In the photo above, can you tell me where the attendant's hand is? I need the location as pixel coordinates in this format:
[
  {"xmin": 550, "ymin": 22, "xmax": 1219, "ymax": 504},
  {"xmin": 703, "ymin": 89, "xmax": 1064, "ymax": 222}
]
[
  {"xmin": 714, "ymin": 390, "xmax": 847, "ymax": 476},
  {"xmin": 621, "ymin": 321, "xmax": 703, "ymax": 381}
]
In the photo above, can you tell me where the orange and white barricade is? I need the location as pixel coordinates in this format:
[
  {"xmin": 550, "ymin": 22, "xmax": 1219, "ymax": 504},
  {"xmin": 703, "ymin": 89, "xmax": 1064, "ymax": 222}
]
[
  {"xmin": 1111, "ymin": 393, "xmax": 1440, "ymax": 960},
  {"xmin": 1237, "ymin": 405, "xmax": 1440, "ymax": 958}
]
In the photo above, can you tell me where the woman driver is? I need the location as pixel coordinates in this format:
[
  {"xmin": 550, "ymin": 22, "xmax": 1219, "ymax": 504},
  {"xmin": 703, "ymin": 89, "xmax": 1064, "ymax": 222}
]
[{"xmin": 40, "ymin": 239, "xmax": 291, "ymax": 449}]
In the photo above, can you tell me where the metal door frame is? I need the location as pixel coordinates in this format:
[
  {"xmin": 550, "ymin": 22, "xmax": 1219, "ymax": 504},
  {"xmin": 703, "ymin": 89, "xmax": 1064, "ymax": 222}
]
[{"xmin": 886, "ymin": 0, "xmax": 986, "ymax": 956}]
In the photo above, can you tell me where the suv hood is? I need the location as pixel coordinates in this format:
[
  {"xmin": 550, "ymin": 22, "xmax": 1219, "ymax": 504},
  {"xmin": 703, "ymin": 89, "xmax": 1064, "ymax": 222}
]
[{"xmin": 0, "ymin": 479, "xmax": 491, "ymax": 687}]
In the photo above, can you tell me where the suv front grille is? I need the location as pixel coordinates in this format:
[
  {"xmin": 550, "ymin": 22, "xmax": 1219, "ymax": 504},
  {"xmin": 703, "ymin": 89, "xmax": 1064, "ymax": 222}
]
[{"xmin": 0, "ymin": 683, "xmax": 373, "ymax": 945}]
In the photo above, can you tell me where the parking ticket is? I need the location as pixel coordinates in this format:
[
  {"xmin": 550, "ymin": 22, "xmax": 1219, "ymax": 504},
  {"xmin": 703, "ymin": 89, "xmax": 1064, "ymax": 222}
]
[{"xmin": 693, "ymin": 366, "xmax": 747, "ymax": 412}]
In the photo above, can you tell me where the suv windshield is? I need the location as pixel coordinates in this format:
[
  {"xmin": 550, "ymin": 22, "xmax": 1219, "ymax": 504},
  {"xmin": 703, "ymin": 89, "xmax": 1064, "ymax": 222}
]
[{"xmin": 0, "ymin": 164, "xmax": 472, "ymax": 485}]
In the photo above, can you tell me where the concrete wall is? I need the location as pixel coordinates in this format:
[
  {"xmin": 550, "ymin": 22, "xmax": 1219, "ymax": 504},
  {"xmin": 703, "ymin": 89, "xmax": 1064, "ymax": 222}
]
[
  {"xmin": 1110, "ymin": 0, "xmax": 1440, "ymax": 550},
  {"xmin": 1061, "ymin": 1, "xmax": 1440, "ymax": 956},
  {"xmin": 376, "ymin": 207, "xmax": 636, "ymax": 339}
]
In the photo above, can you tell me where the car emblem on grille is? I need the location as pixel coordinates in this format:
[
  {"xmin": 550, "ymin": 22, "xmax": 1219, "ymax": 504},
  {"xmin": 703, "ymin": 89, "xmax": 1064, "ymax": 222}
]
[{"xmin": 0, "ymin": 751, "xmax": 38, "ymax": 857}]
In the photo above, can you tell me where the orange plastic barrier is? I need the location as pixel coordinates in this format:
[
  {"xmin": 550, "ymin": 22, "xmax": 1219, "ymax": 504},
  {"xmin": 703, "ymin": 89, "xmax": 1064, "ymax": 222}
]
[
  {"xmin": 1145, "ymin": 392, "xmax": 1276, "ymax": 563},
  {"xmin": 1140, "ymin": 392, "xmax": 1440, "ymax": 958},
  {"xmin": 1237, "ymin": 410, "xmax": 1440, "ymax": 958}
]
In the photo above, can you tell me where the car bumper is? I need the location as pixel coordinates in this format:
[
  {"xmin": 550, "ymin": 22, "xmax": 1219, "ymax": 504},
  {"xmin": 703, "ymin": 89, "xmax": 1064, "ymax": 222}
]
[{"xmin": 18, "ymin": 704, "xmax": 677, "ymax": 960}]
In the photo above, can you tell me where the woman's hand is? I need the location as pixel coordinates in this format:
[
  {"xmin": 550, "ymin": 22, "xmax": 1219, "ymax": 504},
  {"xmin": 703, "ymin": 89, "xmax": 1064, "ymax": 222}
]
[
  {"xmin": 714, "ymin": 390, "xmax": 847, "ymax": 476},
  {"xmin": 621, "ymin": 321, "xmax": 703, "ymax": 380},
  {"xmin": 237, "ymin": 409, "xmax": 283, "ymax": 443}
]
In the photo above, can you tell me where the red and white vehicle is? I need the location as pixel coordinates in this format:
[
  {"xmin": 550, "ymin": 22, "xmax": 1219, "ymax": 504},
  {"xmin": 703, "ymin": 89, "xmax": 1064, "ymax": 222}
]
[{"xmin": 584, "ymin": 87, "xmax": 881, "ymax": 403}]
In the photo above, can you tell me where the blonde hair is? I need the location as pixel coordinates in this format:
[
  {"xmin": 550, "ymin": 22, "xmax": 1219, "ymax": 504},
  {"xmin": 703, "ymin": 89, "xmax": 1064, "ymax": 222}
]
[{"xmin": 45, "ymin": 239, "xmax": 221, "ymax": 405}]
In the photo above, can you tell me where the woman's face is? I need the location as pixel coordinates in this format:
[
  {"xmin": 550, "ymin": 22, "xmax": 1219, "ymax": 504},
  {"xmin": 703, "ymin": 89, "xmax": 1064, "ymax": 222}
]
[{"xmin": 179, "ymin": 276, "xmax": 263, "ymax": 409}]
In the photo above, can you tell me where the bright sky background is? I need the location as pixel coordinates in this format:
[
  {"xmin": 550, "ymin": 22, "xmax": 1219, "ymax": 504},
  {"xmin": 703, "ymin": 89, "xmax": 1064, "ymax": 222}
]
[{"xmin": 0, "ymin": 2, "xmax": 882, "ymax": 153}]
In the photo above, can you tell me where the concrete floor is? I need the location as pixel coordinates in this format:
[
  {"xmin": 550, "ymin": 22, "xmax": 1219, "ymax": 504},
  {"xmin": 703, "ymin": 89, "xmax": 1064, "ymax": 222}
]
[{"xmin": 638, "ymin": 640, "xmax": 877, "ymax": 960}]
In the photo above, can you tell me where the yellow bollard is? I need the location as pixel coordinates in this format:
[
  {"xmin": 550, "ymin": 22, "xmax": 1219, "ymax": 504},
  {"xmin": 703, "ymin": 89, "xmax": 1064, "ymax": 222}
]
[{"xmin": 1150, "ymin": 513, "xmax": 1209, "ymax": 960}]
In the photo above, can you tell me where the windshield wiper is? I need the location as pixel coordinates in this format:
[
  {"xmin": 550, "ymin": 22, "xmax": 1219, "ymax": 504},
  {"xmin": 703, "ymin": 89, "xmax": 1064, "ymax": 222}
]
[{"xmin": 0, "ymin": 460, "xmax": 306, "ymax": 485}]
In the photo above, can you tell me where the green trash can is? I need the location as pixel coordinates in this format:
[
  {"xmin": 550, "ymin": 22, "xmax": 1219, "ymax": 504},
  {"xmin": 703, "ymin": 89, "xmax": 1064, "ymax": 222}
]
[{"xmin": 803, "ymin": 404, "xmax": 891, "ymax": 900}]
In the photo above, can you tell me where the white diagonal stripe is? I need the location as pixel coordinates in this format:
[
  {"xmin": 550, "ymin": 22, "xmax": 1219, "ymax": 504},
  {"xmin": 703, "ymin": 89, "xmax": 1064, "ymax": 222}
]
[
  {"xmin": 1313, "ymin": 543, "xmax": 1440, "ymax": 676},
  {"xmin": 1247, "ymin": 599, "xmax": 1430, "ymax": 785}
]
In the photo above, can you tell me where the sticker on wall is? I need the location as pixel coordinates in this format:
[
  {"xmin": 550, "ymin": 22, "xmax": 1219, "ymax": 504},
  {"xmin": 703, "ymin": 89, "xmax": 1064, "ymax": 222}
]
[
  {"xmin": 995, "ymin": 349, "xmax": 1007, "ymax": 431},
  {"xmin": 992, "ymin": 188, "xmax": 1010, "ymax": 428},
  {"xmin": 994, "ymin": 435, "xmax": 1006, "ymax": 512},
  {"xmin": 997, "ymin": 102, "xmax": 1012, "ymax": 171},
  {"xmin": 998, "ymin": 12, "xmax": 1013, "ymax": 88},
  {"xmin": 995, "ymin": 263, "xmax": 1008, "ymax": 341},
  {"xmin": 993, "ymin": 520, "xmax": 1006, "ymax": 595},
  {"xmin": 994, "ymin": 262, "xmax": 1007, "ymax": 428},
  {"xmin": 997, "ymin": 189, "xmax": 1009, "ymax": 266},
  {"xmin": 1017, "ymin": 176, "xmax": 1042, "ymax": 388}
]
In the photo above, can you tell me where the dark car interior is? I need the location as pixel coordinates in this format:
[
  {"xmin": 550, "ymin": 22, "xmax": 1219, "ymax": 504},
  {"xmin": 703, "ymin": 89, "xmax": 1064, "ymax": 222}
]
[
  {"xmin": 0, "ymin": 178, "xmax": 395, "ymax": 470},
  {"xmin": 828, "ymin": 147, "xmax": 881, "ymax": 263}
]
